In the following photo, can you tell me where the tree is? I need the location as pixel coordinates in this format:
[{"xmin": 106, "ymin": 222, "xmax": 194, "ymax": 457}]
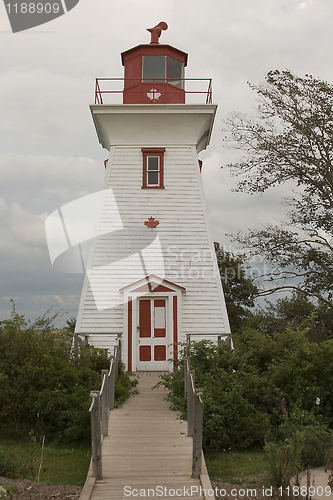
[
  {"xmin": 223, "ymin": 70, "xmax": 333, "ymax": 305},
  {"xmin": 214, "ymin": 242, "xmax": 258, "ymax": 331},
  {"xmin": 64, "ymin": 317, "xmax": 76, "ymax": 334},
  {"xmin": 248, "ymin": 292, "xmax": 333, "ymax": 342}
]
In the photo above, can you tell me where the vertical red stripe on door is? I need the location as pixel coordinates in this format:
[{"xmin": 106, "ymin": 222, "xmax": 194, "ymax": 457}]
[
  {"xmin": 139, "ymin": 299, "xmax": 151, "ymax": 338},
  {"xmin": 173, "ymin": 296, "xmax": 178, "ymax": 364}
]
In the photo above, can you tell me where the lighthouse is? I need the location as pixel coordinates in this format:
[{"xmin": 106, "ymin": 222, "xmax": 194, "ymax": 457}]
[{"xmin": 75, "ymin": 23, "xmax": 231, "ymax": 371}]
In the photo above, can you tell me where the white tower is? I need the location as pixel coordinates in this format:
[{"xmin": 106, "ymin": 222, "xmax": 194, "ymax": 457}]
[{"xmin": 75, "ymin": 24, "xmax": 231, "ymax": 371}]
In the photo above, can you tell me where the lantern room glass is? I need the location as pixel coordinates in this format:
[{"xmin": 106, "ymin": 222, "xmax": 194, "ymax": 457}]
[
  {"xmin": 167, "ymin": 57, "xmax": 184, "ymax": 89},
  {"xmin": 142, "ymin": 56, "xmax": 184, "ymax": 89},
  {"xmin": 142, "ymin": 56, "xmax": 166, "ymax": 82}
]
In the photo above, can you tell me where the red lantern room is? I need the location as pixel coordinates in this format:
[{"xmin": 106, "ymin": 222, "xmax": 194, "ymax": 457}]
[{"xmin": 121, "ymin": 22, "xmax": 188, "ymax": 104}]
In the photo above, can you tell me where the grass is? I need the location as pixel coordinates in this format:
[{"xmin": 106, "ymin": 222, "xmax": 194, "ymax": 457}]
[
  {"xmin": 0, "ymin": 438, "xmax": 91, "ymax": 486},
  {"xmin": 205, "ymin": 450, "xmax": 268, "ymax": 484},
  {"xmin": 0, "ymin": 439, "xmax": 268, "ymax": 488}
]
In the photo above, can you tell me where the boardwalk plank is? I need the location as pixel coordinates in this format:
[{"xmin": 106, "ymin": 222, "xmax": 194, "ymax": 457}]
[{"xmin": 86, "ymin": 373, "xmax": 204, "ymax": 500}]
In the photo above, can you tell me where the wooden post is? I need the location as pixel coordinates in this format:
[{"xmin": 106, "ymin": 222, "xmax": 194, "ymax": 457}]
[
  {"xmin": 192, "ymin": 388, "xmax": 203, "ymax": 478},
  {"xmin": 186, "ymin": 335, "xmax": 191, "ymax": 365},
  {"xmin": 108, "ymin": 356, "xmax": 115, "ymax": 410},
  {"xmin": 184, "ymin": 356, "xmax": 188, "ymax": 397},
  {"xmin": 184, "ymin": 335, "xmax": 190, "ymax": 396},
  {"xmin": 101, "ymin": 370, "xmax": 108, "ymax": 436},
  {"xmin": 116, "ymin": 338, "xmax": 121, "ymax": 373},
  {"xmin": 115, "ymin": 345, "xmax": 119, "ymax": 376},
  {"xmin": 187, "ymin": 370, "xmax": 195, "ymax": 437},
  {"xmin": 90, "ymin": 391, "xmax": 102, "ymax": 480}
]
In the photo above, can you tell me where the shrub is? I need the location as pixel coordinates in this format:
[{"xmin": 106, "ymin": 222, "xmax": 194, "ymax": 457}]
[
  {"xmin": 115, "ymin": 362, "xmax": 138, "ymax": 407},
  {"xmin": 265, "ymin": 438, "xmax": 303, "ymax": 488},
  {"xmin": 265, "ymin": 425, "xmax": 333, "ymax": 488},
  {"xmin": 0, "ymin": 305, "xmax": 126, "ymax": 442},
  {"xmin": 0, "ymin": 437, "xmax": 39, "ymax": 479},
  {"xmin": 160, "ymin": 329, "xmax": 333, "ymax": 452},
  {"xmin": 299, "ymin": 425, "xmax": 332, "ymax": 468}
]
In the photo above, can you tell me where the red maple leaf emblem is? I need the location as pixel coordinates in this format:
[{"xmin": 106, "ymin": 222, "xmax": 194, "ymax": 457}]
[{"xmin": 144, "ymin": 216, "xmax": 160, "ymax": 230}]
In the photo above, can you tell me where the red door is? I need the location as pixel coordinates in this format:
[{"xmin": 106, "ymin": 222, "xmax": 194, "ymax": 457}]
[{"xmin": 137, "ymin": 298, "xmax": 169, "ymax": 370}]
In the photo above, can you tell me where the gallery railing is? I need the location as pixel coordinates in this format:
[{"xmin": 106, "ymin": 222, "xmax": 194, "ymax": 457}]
[{"xmin": 94, "ymin": 77, "xmax": 213, "ymax": 104}]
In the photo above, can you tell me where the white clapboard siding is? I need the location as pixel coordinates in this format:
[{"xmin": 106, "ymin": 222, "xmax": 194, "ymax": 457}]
[{"xmin": 75, "ymin": 144, "xmax": 230, "ymax": 354}]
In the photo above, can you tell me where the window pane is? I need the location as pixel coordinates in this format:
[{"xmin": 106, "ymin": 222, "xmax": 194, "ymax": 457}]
[
  {"xmin": 148, "ymin": 156, "xmax": 159, "ymax": 170},
  {"xmin": 143, "ymin": 56, "xmax": 166, "ymax": 82},
  {"xmin": 148, "ymin": 170, "xmax": 159, "ymax": 185},
  {"xmin": 155, "ymin": 305, "xmax": 165, "ymax": 329},
  {"xmin": 167, "ymin": 57, "xmax": 184, "ymax": 89}
]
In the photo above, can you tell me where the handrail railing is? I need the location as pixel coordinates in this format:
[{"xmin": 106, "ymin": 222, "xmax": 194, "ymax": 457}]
[
  {"xmin": 184, "ymin": 333, "xmax": 233, "ymax": 479},
  {"xmin": 94, "ymin": 78, "xmax": 213, "ymax": 105},
  {"xmin": 184, "ymin": 337, "xmax": 204, "ymax": 479},
  {"xmin": 89, "ymin": 340, "xmax": 121, "ymax": 480}
]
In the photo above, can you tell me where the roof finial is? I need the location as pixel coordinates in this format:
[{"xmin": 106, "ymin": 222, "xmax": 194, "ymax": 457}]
[{"xmin": 147, "ymin": 22, "xmax": 168, "ymax": 44}]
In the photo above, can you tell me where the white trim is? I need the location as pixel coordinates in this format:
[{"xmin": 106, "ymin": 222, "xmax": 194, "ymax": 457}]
[
  {"xmin": 122, "ymin": 279, "xmax": 184, "ymax": 372},
  {"xmin": 89, "ymin": 104, "xmax": 217, "ymax": 151},
  {"xmin": 121, "ymin": 274, "xmax": 186, "ymax": 294}
]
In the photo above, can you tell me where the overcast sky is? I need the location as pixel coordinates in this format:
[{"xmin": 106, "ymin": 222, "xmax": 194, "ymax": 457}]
[{"xmin": 1, "ymin": 0, "xmax": 332, "ymax": 325}]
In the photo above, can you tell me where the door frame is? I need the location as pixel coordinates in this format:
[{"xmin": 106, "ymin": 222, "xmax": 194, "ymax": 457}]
[
  {"xmin": 121, "ymin": 275, "xmax": 185, "ymax": 372},
  {"xmin": 136, "ymin": 294, "xmax": 170, "ymax": 371}
]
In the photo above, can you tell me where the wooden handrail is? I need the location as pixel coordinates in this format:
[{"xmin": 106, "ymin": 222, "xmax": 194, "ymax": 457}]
[
  {"xmin": 184, "ymin": 343, "xmax": 204, "ymax": 479},
  {"xmin": 89, "ymin": 341, "xmax": 121, "ymax": 479},
  {"xmin": 89, "ymin": 391, "xmax": 101, "ymax": 480}
]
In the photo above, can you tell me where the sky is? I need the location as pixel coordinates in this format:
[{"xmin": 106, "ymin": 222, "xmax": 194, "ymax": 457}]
[{"xmin": 1, "ymin": 0, "xmax": 333, "ymax": 326}]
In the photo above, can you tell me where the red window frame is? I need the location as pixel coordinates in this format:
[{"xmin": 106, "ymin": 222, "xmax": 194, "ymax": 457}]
[{"xmin": 141, "ymin": 148, "xmax": 165, "ymax": 189}]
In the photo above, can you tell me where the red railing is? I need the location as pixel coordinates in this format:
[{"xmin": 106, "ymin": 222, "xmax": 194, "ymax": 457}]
[{"xmin": 94, "ymin": 78, "xmax": 213, "ymax": 105}]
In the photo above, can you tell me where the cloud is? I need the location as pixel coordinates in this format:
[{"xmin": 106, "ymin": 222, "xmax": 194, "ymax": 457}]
[
  {"xmin": 55, "ymin": 295, "xmax": 65, "ymax": 305},
  {"xmin": 297, "ymin": 1, "xmax": 313, "ymax": 8},
  {"xmin": 0, "ymin": 153, "xmax": 102, "ymax": 322},
  {"xmin": 201, "ymin": 151, "xmax": 290, "ymax": 252},
  {"xmin": 1, "ymin": 0, "xmax": 333, "ymax": 324}
]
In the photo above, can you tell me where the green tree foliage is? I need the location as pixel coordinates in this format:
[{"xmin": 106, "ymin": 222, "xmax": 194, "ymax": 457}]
[
  {"xmin": 249, "ymin": 292, "xmax": 333, "ymax": 342},
  {"xmin": 223, "ymin": 70, "xmax": 333, "ymax": 304},
  {"xmin": 214, "ymin": 242, "xmax": 258, "ymax": 331},
  {"xmin": 0, "ymin": 306, "xmax": 110, "ymax": 441},
  {"xmin": 161, "ymin": 330, "xmax": 333, "ymax": 452},
  {"xmin": 64, "ymin": 317, "xmax": 76, "ymax": 334}
]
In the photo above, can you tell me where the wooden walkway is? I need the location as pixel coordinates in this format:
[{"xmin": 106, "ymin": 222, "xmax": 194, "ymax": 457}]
[{"xmin": 81, "ymin": 372, "xmax": 214, "ymax": 500}]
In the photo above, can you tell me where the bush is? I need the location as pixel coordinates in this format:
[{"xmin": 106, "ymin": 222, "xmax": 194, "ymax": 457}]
[
  {"xmin": 0, "ymin": 305, "xmax": 130, "ymax": 442},
  {"xmin": 161, "ymin": 341, "xmax": 269, "ymax": 450},
  {"xmin": 299, "ymin": 426, "xmax": 332, "ymax": 468},
  {"xmin": 115, "ymin": 362, "xmax": 138, "ymax": 407},
  {"xmin": 265, "ymin": 438, "xmax": 302, "ymax": 488},
  {"xmin": 160, "ymin": 329, "xmax": 333, "ymax": 453},
  {"xmin": 0, "ymin": 437, "xmax": 39, "ymax": 479},
  {"xmin": 265, "ymin": 425, "xmax": 332, "ymax": 488}
]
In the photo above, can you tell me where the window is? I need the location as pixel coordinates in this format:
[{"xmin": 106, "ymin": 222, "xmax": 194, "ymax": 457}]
[
  {"xmin": 142, "ymin": 148, "xmax": 165, "ymax": 189},
  {"xmin": 167, "ymin": 57, "xmax": 184, "ymax": 89},
  {"xmin": 142, "ymin": 56, "xmax": 166, "ymax": 82},
  {"xmin": 147, "ymin": 156, "xmax": 159, "ymax": 185},
  {"xmin": 142, "ymin": 56, "xmax": 184, "ymax": 88}
]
